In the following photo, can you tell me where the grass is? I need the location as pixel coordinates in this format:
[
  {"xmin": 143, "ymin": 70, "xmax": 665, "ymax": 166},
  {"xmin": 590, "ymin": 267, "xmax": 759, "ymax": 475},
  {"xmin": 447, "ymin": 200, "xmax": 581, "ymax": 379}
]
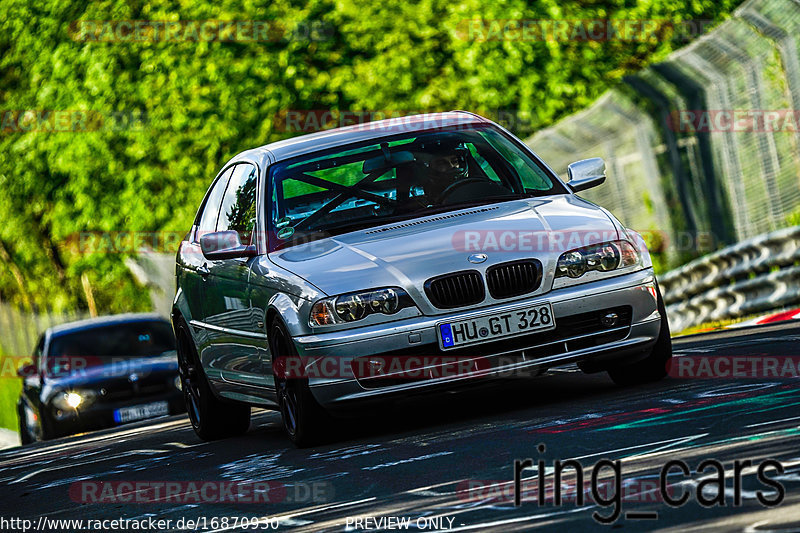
[
  {"xmin": 673, "ymin": 309, "xmax": 794, "ymax": 337},
  {"xmin": 0, "ymin": 379, "xmax": 21, "ymax": 432},
  {"xmin": 675, "ymin": 318, "xmax": 745, "ymax": 336},
  {"xmin": 0, "ymin": 347, "xmax": 23, "ymax": 432}
]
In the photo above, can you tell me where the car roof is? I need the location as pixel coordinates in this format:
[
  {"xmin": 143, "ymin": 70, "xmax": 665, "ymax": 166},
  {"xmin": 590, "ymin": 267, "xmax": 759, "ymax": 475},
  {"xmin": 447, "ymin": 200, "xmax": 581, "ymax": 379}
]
[
  {"xmin": 235, "ymin": 111, "xmax": 490, "ymax": 165},
  {"xmin": 47, "ymin": 313, "xmax": 169, "ymax": 337}
]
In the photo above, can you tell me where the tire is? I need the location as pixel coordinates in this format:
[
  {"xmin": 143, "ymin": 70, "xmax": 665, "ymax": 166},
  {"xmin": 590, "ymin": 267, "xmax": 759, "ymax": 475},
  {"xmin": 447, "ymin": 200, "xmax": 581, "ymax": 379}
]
[
  {"xmin": 270, "ymin": 319, "xmax": 331, "ymax": 447},
  {"xmin": 175, "ymin": 318, "xmax": 250, "ymax": 440},
  {"xmin": 17, "ymin": 404, "xmax": 33, "ymax": 445},
  {"xmin": 608, "ymin": 287, "xmax": 673, "ymax": 386}
]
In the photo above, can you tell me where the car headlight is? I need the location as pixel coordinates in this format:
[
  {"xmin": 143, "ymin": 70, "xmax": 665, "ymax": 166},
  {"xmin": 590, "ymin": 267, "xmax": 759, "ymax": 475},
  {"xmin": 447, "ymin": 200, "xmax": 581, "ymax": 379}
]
[
  {"xmin": 555, "ymin": 240, "xmax": 641, "ymax": 279},
  {"xmin": 310, "ymin": 288, "xmax": 415, "ymax": 326},
  {"xmin": 51, "ymin": 389, "xmax": 97, "ymax": 411}
]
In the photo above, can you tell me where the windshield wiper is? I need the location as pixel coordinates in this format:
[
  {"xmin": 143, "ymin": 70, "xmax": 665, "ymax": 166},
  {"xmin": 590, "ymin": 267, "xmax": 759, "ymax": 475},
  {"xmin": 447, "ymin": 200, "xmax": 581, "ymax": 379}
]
[{"xmin": 416, "ymin": 194, "xmax": 531, "ymax": 214}]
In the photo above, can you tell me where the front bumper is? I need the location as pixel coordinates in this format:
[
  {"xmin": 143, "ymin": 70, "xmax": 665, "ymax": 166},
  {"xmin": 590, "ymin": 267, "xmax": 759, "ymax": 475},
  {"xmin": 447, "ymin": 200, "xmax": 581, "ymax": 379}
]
[
  {"xmin": 44, "ymin": 391, "xmax": 185, "ymax": 439},
  {"xmin": 293, "ymin": 269, "xmax": 662, "ymax": 408}
]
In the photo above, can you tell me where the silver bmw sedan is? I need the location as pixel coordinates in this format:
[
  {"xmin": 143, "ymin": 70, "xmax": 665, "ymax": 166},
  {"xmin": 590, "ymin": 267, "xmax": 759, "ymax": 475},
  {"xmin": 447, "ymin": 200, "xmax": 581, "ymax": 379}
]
[{"xmin": 173, "ymin": 111, "xmax": 672, "ymax": 446}]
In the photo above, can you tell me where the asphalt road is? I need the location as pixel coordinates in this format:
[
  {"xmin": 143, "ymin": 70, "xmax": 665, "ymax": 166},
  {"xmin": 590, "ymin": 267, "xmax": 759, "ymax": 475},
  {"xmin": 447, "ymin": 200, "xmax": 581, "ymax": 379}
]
[{"xmin": 2, "ymin": 322, "xmax": 800, "ymax": 532}]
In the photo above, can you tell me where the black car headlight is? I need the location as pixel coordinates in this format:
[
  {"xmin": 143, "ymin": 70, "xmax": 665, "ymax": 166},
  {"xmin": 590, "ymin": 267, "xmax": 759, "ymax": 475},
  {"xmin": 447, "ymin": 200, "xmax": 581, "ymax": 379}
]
[
  {"xmin": 555, "ymin": 240, "xmax": 641, "ymax": 279},
  {"xmin": 310, "ymin": 288, "xmax": 415, "ymax": 326},
  {"xmin": 51, "ymin": 389, "xmax": 97, "ymax": 417}
]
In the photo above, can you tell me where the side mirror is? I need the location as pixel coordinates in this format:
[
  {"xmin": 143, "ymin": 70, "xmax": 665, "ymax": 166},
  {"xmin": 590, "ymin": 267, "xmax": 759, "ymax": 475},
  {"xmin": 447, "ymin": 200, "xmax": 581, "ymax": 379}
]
[
  {"xmin": 199, "ymin": 231, "xmax": 257, "ymax": 260},
  {"xmin": 17, "ymin": 363, "xmax": 37, "ymax": 378},
  {"xmin": 566, "ymin": 157, "xmax": 606, "ymax": 192}
]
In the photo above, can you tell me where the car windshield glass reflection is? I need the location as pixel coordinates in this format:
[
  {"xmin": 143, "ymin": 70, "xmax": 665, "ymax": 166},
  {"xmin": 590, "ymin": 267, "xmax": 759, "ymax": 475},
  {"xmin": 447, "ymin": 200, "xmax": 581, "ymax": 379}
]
[
  {"xmin": 47, "ymin": 321, "xmax": 176, "ymax": 376},
  {"xmin": 268, "ymin": 125, "xmax": 563, "ymax": 250}
]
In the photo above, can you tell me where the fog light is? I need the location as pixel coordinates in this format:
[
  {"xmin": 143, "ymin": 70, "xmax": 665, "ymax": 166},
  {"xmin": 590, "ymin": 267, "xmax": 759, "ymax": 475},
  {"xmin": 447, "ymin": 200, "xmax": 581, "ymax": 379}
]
[{"xmin": 601, "ymin": 313, "xmax": 619, "ymax": 327}]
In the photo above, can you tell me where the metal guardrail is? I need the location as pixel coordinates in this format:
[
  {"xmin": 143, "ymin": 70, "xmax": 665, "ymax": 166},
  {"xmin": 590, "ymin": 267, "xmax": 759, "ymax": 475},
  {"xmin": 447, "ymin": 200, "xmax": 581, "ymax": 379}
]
[{"xmin": 659, "ymin": 225, "xmax": 800, "ymax": 332}]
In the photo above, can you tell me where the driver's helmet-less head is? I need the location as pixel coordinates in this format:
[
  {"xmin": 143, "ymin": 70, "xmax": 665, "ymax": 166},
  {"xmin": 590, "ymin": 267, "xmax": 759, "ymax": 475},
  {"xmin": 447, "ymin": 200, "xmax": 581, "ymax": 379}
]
[{"xmin": 416, "ymin": 136, "xmax": 470, "ymax": 180}]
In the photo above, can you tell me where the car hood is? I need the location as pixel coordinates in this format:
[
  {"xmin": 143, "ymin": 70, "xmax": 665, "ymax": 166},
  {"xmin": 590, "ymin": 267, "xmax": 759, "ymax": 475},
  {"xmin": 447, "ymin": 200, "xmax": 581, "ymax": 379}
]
[
  {"xmin": 44, "ymin": 352, "xmax": 178, "ymax": 390},
  {"xmin": 269, "ymin": 195, "xmax": 620, "ymax": 300}
]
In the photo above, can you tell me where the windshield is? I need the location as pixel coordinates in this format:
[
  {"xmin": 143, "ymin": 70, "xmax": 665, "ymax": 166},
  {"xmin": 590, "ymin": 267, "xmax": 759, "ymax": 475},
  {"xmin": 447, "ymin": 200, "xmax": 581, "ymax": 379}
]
[
  {"xmin": 268, "ymin": 125, "xmax": 565, "ymax": 250},
  {"xmin": 46, "ymin": 321, "xmax": 176, "ymax": 376}
]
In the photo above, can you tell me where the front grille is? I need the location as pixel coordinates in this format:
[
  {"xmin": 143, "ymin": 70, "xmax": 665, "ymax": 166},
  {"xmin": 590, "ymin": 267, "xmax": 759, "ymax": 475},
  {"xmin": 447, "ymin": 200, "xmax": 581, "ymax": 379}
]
[
  {"xmin": 486, "ymin": 260, "xmax": 542, "ymax": 299},
  {"xmin": 352, "ymin": 306, "xmax": 632, "ymax": 389},
  {"xmin": 424, "ymin": 270, "xmax": 485, "ymax": 309},
  {"xmin": 425, "ymin": 270, "xmax": 486, "ymax": 309},
  {"xmin": 100, "ymin": 377, "xmax": 171, "ymax": 402}
]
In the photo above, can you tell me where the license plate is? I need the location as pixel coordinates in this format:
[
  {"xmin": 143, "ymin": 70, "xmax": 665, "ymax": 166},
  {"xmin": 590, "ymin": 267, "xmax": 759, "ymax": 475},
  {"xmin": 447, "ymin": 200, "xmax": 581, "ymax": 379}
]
[
  {"xmin": 114, "ymin": 401, "xmax": 169, "ymax": 424},
  {"xmin": 437, "ymin": 302, "xmax": 555, "ymax": 350}
]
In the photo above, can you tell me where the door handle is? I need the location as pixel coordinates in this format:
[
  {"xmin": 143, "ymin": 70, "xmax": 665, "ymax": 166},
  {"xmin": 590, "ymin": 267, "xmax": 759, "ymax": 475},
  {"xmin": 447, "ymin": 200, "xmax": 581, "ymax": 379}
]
[{"xmin": 198, "ymin": 264, "xmax": 210, "ymax": 277}]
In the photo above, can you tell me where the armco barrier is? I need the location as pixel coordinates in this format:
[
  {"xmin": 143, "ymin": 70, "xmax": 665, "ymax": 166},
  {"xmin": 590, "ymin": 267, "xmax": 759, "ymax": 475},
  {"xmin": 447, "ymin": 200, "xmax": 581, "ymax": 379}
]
[{"xmin": 659, "ymin": 225, "xmax": 800, "ymax": 332}]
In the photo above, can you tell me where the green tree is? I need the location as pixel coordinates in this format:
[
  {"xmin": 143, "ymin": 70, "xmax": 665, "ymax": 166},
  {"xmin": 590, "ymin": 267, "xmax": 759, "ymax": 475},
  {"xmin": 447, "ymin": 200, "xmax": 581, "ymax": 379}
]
[{"xmin": 0, "ymin": 0, "xmax": 743, "ymax": 313}]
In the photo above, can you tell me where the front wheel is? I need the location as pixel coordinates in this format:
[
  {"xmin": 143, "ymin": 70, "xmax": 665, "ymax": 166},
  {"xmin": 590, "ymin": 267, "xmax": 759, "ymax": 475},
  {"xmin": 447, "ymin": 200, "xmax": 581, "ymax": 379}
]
[
  {"xmin": 270, "ymin": 319, "xmax": 331, "ymax": 447},
  {"xmin": 175, "ymin": 318, "xmax": 250, "ymax": 440},
  {"xmin": 608, "ymin": 288, "xmax": 673, "ymax": 386}
]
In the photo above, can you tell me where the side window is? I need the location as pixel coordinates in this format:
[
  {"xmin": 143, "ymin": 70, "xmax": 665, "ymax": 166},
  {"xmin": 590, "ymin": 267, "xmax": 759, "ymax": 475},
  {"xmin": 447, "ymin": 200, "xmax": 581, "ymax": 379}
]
[
  {"xmin": 217, "ymin": 164, "xmax": 258, "ymax": 244},
  {"xmin": 197, "ymin": 166, "xmax": 234, "ymax": 235}
]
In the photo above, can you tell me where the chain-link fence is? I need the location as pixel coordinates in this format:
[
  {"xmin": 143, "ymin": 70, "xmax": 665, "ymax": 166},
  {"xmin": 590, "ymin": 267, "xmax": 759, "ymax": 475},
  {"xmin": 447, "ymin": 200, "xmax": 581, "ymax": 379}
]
[
  {"xmin": 527, "ymin": 0, "xmax": 800, "ymax": 271},
  {"xmin": 0, "ymin": 298, "xmax": 89, "ymax": 361}
]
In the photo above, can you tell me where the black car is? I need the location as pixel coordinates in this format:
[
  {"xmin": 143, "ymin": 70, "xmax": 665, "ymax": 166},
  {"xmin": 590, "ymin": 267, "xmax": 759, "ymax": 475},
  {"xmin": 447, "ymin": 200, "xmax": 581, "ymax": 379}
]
[{"xmin": 16, "ymin": 313, "xmax": 185, "ymax": 443}]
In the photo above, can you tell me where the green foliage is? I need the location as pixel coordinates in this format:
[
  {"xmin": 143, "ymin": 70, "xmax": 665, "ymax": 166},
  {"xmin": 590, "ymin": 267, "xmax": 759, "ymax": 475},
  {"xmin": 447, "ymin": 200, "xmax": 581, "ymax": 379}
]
[
  {"xmin": 0, "ymin": 379, "xmax": 20, "ymax": 432},
  {"xmin": 0, "ymin": 345, "xmax": 23, "ymax": 431},
  {"xmin": 787, "ymin": 207, "xmax": 800, "ymax": 227},
  {"xmin": 0, "ymin": 0, "xmax": 742, "ymax": 313}
]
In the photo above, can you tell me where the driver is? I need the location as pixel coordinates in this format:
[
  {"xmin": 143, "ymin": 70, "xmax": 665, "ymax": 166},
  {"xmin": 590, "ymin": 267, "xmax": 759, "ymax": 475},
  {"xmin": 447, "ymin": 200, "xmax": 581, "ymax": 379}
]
[{"xmin": 414, "ymin": 135, "xmax": 471, "ymax": 200}]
